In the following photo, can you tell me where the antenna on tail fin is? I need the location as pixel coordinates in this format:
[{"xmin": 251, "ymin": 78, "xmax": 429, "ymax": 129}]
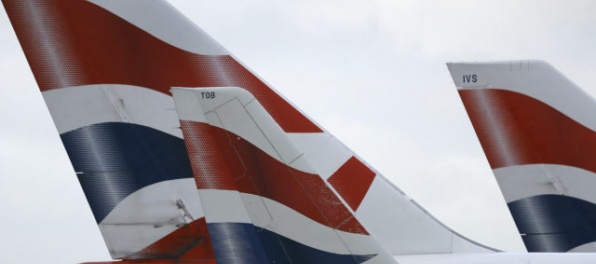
[{"xmin": 448, "ymin": 60, "xmax": 596, "ymax": 252}]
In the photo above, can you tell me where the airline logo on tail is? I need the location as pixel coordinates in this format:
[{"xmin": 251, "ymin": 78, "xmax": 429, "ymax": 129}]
[
  {"xmin": 448, "ymin": 60, "xmax": 596, "ymax": 252},
  {"xmin": 172, "ymin": 87, "xmax": 396, "ymax": 263}
]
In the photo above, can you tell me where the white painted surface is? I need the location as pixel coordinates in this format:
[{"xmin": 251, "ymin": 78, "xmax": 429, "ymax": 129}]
[
  {"xmin": 495, "ymin": 164, "xmax": 596, "ymax": 203},
  {"xmin": 100, "ymin": 178, "xmax": 204, "ymax": 258},
  {"xmin": 44, "ymin": 84, "xmax": 181, "ymax": 137}
]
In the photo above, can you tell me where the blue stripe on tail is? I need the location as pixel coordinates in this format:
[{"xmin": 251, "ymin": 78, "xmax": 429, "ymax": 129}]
[
  {"xmin": 60, "ymin": 122, "xmax": 193, "ymax": 223},
  {"xmin": 509, "ymin": 194, "xmax": 596, "ymax": 252},
  {"xmin": 207, "ymin": 222, "xmax": 376, "ymax": 264},
  {"xmin": 207, "ymin": 223, "xmax": 270, "ymax": 264}
]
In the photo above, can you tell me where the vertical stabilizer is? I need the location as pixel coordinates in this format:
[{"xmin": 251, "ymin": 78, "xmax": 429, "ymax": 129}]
[
  {"xmin": 1, "ymin": 0, "xmax": 223, "ymax": 261},
  {"xmin": 172, "ymin": 87, "xmax": 397, "ymax": 263},
  {"xmin": 448, "ymin": 60, "xmax": 596, "ymax": 252}
]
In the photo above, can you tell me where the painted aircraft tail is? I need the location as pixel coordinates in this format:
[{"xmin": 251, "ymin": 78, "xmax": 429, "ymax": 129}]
[
  {"xmin": 171, "ymin": 87, "xmax": 396, "ymax": 263},
  {"xmin": 1, "ymin": 0, "xmax": 223, "ymax": 261},
  {"xmin": 448, "ymin": 60, "xmax": 596, "ymax": 252},
  {"xmin": 3, "ymin": 0, "xmax": 494, "ymax": 262}
]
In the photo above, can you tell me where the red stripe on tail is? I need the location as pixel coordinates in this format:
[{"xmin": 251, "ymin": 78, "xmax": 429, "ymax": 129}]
[
  {"xmin": 180, "ymin": 120, "xmax": 368, "ymax": 235},
  {"xmin": 460, "ymin": 89, "xmax": 596, "ymax": 173},
  {"xmin": 2, "ymin": 0, "xmax": 320, "ymax": 133},
  {"xmin": 328, "ymin": 157, "xmax": 376, "ymax": 211},
  {"xmin": 125, "ymin": 218, "xmax": 215, "ymax": 261}
]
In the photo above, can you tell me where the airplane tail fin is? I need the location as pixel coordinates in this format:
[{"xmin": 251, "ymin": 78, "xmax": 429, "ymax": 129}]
[
  {"xmin": 2, "ymin": 0, "xmax": 220, "ymax": 261},
  {"xmin": 172, "ymin": 87, "xmax": 397, "ymax": 263},
  {"xmin": 448, "ymin": 60, "xmax": 596, "ymax": 252}
]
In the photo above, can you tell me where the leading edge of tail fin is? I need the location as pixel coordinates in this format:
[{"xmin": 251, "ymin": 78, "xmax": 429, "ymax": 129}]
[
  {"xmin": 172, "ymin": 87, "xmax": 396, "ymax": 263},
  {"xmin": 448, "ymin": 60, "xmax": 596, "ymax": 252}
]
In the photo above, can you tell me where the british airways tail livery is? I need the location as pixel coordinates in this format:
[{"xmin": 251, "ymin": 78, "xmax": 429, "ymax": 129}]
[
  {"xmin": 2, "ymin": 0, "xmax": 219, "ymax": 261},
  {"xmin": 1, "ymin": 0, "xmax": 495, "ymax": 262},
  {"xmin": 171, "ymin": 87, "xmax": 396, "ymax": 263},
  {"xmin": 448, "ymin": 61, "xmax": 596, "ymax": 252}
]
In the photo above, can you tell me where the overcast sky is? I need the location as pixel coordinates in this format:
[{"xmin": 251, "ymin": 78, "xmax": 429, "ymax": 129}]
[{"xmin": 1, "ymin": 1, "xmax": 596, "ymax": 263}]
